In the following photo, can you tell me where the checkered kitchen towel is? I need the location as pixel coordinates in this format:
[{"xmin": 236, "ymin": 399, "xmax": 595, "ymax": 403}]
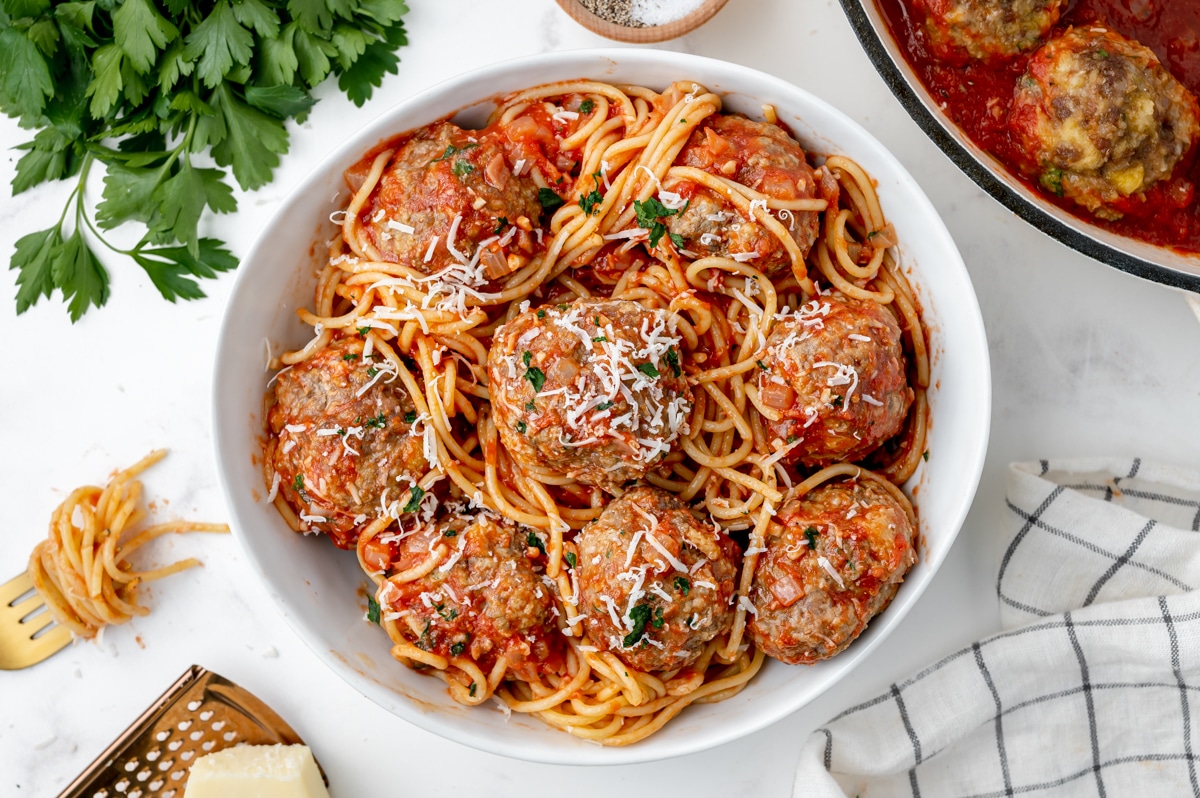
[{"xmin": 794, "ymin": 458, "xmax": 1200, "ymax": 797}]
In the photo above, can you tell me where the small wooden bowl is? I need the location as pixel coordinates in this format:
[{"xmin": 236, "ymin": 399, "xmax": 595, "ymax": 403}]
[{"xmin": 555, "ymin": 0, "xmax": 730, "ymax": 43}]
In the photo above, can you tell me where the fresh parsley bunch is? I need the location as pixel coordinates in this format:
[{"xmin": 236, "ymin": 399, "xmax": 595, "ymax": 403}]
[{"xmin": 1, "ymin": 0, "xmax": 409, "ymax": 321}]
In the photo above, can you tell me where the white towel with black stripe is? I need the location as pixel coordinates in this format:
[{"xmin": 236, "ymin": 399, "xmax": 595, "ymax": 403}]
[{"xmin": 794, "ymin": 457, "xmax": 1200, "ymax": 797}]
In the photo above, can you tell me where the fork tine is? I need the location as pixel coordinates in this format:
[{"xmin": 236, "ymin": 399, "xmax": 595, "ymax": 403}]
[
  {"xmin": 22, "ymin": 608, "xmax": 55, "ymax": 635},
  {"xmin": 0, "ymin": 623, "xmax": 71, "ymax": 670},
  {"xmin": 0, "ymin": 571, "xmax": 35, "ymax": 605},
  {"xmin": 9, "ymin": 593, "xmax": 47, "ymax": 621}
]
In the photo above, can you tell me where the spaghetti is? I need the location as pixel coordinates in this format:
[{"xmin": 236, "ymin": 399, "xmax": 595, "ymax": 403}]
[
  {"xmin": 264, "ymin": 79, "xmax": 929, "ymax": 745},
  {"xmin": 28, "ymin": 450, "xmax": 230, "ymax": 640}
]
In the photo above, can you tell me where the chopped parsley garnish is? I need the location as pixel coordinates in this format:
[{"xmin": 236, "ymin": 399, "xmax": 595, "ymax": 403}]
[
  {"xmin": 343, "ymin": 353, "xmax": 359, "ymax": 361},
  {"xmin": 450, "ymin": 638, "xmax": 468, "ymax": 656},
  {"xmin": 666, "ymin": 348, "xmax": 682, "ymax": 377},
  {"xmin": 623, "ymin": 603, "xmax": 653, "ymax": 647},
  {"xmin": 636, "ymin": 362, "xmax": 661, "ymax": 378},
  {"xmin": 404, "ymin": 410, "xmax": 417, "ymax": 424},
  {"xmin": 668, "ymin": 232, "xmax": 685, "ymax": 250},
  {"xmin": 831, "ymin": 395, "xmax": 844, "ymax": 408},
  {"xmin": 494, "ymin": 217, "xmax": 509, "ymax": 235},
  {"xmin": 434, "ymin": 603, "xmax": 457, "ymax": 621},
  {"xmin": 652, "ymin": 606, "xmax": 665, "ymax": 629},
  {"xmin": 524, "ymin": 366, "xmax": 546, "ymax": 392},
  {"xmin": 367, "ymin": 595, "xmax": 381, "ymax": 625},
  {"xmin": 403, "ymin": 485, "xmax": 424, "ymax": 514},
  {"xmin": 579, "ymin": 99, "xmax": 595, "ymax": 114},
  {"xmin": 526, "ymin": 531, "xmax": 547, "ymax": 557},
  {"xmin": 1040, "ymin": 166, "xmax": 1065, "ymax": 197},
  {"xmin": 357, "ymin": 326, "xmax": 372, "ymax": 337},
  {"xmin": 596, "ymin": 400, "xmax": 614, "ymax": 411},
  {"xmin": 538, "ymin": 187, "xmax": 564, "ymax": 213},
  {"xmin": 365, "ymin": 413, "xmax": 387, "ymax": 429},
  {"xmin": 565, "ymin": 552, "xmax": 577, "ymax": 569},
  {"xmin": 804, "ymin": 525, "xmax": 820, "ymax": 550},
  {"xmin": 634, "ymin": 196, "xmax": 685, "ymax": 249},
  {"xmin": 419, "ymin": 620, "xmax": 432, "ymax": 648},
  {"xmin": 537, "ymin": 309, "xmax": 547, "ymax": 319},
  {"xmin": 579, "ymin": 172, "xmax": 605, "ymax": 216},
  {"xmin": 452, "ymin": 159, "xmax": 474, "ymax": 178},
  {"xmin": 444, "ymin": 529, "xmax": 458, "ymax": 537},
  {"xmin": 522, "ymin": 350, "xmax": 532, "ymax": 366},
  {"xmin": 1095, "ymin": 48, "xmax": 1109, "ymax": 59},
  {"xmin": 432, "ymin": 143, "xmax": 478, "ymax": 163},
  {"xmin": 593, "ymin": 335, "xmax": 608, "ymax": 342},
  {"xmin": 923, "ymin": 450, "xmax": 930, "ymax": 462},
  {"xmin": 292, "ymin": 474, "xmax": 305, "ymax": 492},
  {"xmin": 469, "ymin": 682, "xmax": 477, "ymax": 697},
  {"xmin": 756, "ymin": 360, "xmax": 768, "ymax": 371},
  {"xmin": 787, "ymin": 434, "xmax": 798, "ymax": 443},
  {"xmin": 516, "ymin": 420, "xmax": 527, "ymax": 434},
  {"xmin": 674, "ymin": 576, "xmax": 690, "ymax": 596},
  {"xmin": 367, "ymin": 366, "xmax": 379, "ymax": 378},
  {"xmin": 525, "ymin": 400, "xmax": 537, "ymax": 411}
]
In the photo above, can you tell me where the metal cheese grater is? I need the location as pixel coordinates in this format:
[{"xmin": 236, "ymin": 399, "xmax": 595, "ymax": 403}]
[{"xmin": 58, "ymin": 665, "xmax": 326, "ymax": 798}]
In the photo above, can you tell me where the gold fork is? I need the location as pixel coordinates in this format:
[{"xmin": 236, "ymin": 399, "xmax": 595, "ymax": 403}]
[{"xmin": 0, "ymin": 571, "xmax": 71, "ymax": 670}]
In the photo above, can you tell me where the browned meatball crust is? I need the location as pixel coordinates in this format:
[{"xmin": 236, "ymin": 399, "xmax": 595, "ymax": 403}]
[
  {"xmin": 1010, "ymin": 27, "xmax": 1200, "ymax": 219},
  {"xmin": 363, "ymin": 508, "xmax": 562, "ymax": 683},
  {"xmin": 488, "ymin": 299, "xmax": 692, "ymax": 492},
  {"xmin": 574, "ymin": 487, "xmax": 740, "ymax": 672},
  {"xmin": 268, "ymin": 335, "xmax": 427, "ymax": 549},
  {"xmin": 916, "ymin": 0, "xmax": 1064, "ymax": 63},
  {"xmin": 667, "ymin": 114, "xmax": 825, "ymax": 277},
  {"xmin": 758, "ymin": 295, "xmax": 912, "ymax": 468},
  {"xmin": 748, "ymin": 478, "xmax": 916, "ymax": 664},
  {"xmin": 348, "ymin": 121, "xmax": 545, "ymax": 275}
]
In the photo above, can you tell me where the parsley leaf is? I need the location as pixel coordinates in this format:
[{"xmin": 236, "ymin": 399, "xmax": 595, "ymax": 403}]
[
  {"xmin": 579, "ymin": 98, "xmax": 594, "ymax": 114},
  {"xmin": 623, "ymin": 604, "xmax": 653, "ymax": 647},
  {"xmin": 666, "ymin": 347, "xmax": 681, "ymax": 377},
  {"xmin": 452, "ymin": 159, "xmax": 474, "ymax": 177},
  {"xmin": 632, "ymin": 196, "xmax": 683, "ymax": 249},
  {"xmin": 524, "ymin": 365, "xmax": 545, "ymax": 392},
  {"xmin": 403, "ymin": 485, "xmax": 424, "ymax": 513},
  {"xmin": 183, "ymin": 1, "xmax": 253, "ymax": 89},
  {"xmin": 674, "ymin": 576, "xmax": 690, "ymax": 596},
  {"xmin": 516, "ymin": 420, "xmax": 527, "ymax": 434},
  {"xmin": 636, "ymin": 362, "xmax": 660, "ymax": 378},
  {"xmin": 565, "ymin": 552, "xmax": 577, "ymax": 569},
  {"xmin": 538, "ymin": 187, "xmax": 564, "ymax": 213},
  {"xmin": 494, "ymin": 217, "xmax": 508, "ymax": 234},
  {"xmin": 367, "ymin": 594, "xmax": 381, "ymax": 624},
  {"xmin": 450, "ymin": 639, "xmax": 467, "ymax": 656},
  {"xmin": 404, "ymin": 410, "xmax": 417, "ymax": 423},
  {"xmin": 526, "ymin": 531, "xmax": 546, "ymax": 557},
  {"xmin": 2, "ymin": 0, "xmax": 411, "ymax": 320},
  {"xmin": 804, "ymin": 526, "xmax": 820, "ymax": 550},
  {"xmin": 579, "ymin": 172, "xmax": 604, "ymax": 215},
  {"xmin": 113, "ymin": 0, "xmax": 178, "ymax": 75},
  {"xmin": 365, "ymin": 413, "xmax": 387, "ymax": 428},
  {"xmin": 652, "ymin": 606, "xmax": 665, "ymax": 629}
]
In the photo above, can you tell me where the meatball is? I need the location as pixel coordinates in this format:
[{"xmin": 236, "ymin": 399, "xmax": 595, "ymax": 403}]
[
  {"xmin": 757, "ymin": 295, "xmax": 912, "ymax": 468},
  {"xmin": 348, "ymin": 121, "xmax": 545, "ymax": 276},
  {"xmin": 488, "ymin": 299, "xmax": 693, "ymax": 492},
  {"xmin": 574, "ymin": 487, "xmax": 740, "ymax": 672},
  {"xmin": 268, "ymin": 335, "xmax": 427, "ymax": 549},
  {"xmin": 916, "ymin": 0, "xmax": 1064, "ymax": 63},
  {"xmin": 1010, "ymin": 27, "xmax": 1200, "ymax": 219},
  {"xmin": 747, "ymin": 477, "xmax": 916, "ymax": 664},
  {"xmin": 667, "ymin": 115, "xmax": 826, "ymax": 278},
  {"xmin": 365, "ymin": 508, "xmax": 561, "ymax": 682}
]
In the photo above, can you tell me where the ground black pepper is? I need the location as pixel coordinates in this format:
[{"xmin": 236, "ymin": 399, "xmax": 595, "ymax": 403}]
[{"xmin": 580, "ymin": 0, "xmax": 705, "ymax": 27}]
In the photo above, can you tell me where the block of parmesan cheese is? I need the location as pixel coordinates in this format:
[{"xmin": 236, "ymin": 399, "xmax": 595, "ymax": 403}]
[{"xmin": 183, "ymin": 743, "xmax": 330, "ymax": 798}]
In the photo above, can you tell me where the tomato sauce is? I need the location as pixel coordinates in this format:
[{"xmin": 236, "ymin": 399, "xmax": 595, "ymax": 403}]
[{"xmin": 876, "ymin": 0, "xmax": 1200, "ymax": 252}]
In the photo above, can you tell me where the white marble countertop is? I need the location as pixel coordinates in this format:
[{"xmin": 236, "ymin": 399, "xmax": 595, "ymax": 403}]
[{"xmin": 3, "ymin": 1, "xmax": 1199, "ymax": 795}]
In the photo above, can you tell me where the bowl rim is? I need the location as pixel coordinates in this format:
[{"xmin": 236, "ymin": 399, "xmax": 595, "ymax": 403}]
[
  {"xmin": 837, "ymin": 0, "xmax": 1200, "ymax": 294},
  {"xmin": 211, "ymin": 47, "xmax": 991, "ymax": 765}
]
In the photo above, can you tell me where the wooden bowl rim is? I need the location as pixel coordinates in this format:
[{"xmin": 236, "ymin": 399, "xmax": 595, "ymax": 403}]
[{"xmin": 554, "ymin": 0, "xmax": 730, "ymax": 43}]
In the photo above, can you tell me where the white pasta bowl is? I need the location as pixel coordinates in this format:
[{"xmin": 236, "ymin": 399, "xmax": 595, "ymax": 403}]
[{"xmin": 212, "ymin": 49, "xmax": 990, "ymax": 765}]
